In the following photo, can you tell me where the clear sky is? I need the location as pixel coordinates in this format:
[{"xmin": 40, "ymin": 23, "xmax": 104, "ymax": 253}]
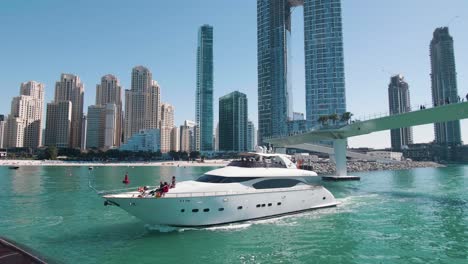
[{"xmin": 1, "ymin": 0, "xmax": 467, "ymax": 148}]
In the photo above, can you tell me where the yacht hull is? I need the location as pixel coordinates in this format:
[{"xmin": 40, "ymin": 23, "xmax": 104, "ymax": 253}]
[{"xmin": 104, "ymin": 186, "xmax": 337, "ymax": 227}]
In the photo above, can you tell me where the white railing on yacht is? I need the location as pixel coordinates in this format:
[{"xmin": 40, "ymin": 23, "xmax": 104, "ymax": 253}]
[{"xmin": 105, "ymin": 185, "xmax": 322, "ymax": 198}]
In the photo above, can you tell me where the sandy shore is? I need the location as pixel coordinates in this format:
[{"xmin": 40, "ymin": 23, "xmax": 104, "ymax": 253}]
[{"xmin": 0, "ymin": 159, "xmax": 229, "ymax": 167}]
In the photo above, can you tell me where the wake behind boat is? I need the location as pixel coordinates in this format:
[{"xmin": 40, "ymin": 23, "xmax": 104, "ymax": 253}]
[{"xmin": 102, "ymin": 152, "xmax": 337, "ymax": 227}]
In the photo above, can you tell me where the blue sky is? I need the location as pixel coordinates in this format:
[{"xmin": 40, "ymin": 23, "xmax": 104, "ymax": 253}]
[{"xmin": 0, "ymin": 0, "xmax": 467, "ymax": 148}]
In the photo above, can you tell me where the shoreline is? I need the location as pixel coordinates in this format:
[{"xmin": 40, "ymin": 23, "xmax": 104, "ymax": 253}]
[
  {"xmin": 0, "ymin": 160, "xmax": 229, "ymax": 167},
  {"xmin": 304, "ymin": 160, "xmax": 445, "ymax": 175},
  {"xmin": 0, "ymin": 159, "xmax": 445, "ymax": 174}
]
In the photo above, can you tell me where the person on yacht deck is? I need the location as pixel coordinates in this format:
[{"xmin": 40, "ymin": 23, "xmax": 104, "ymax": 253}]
[
  {"xmin": 162, "ymin": 182, "xmax": 170, "ymax": 196},
  {"xmin": 153, "ymin": 181, "xmax": 164, "ymax": 197},
  {"xmin": 170, "ymin": 176, "xmax": 176, "ymax": 188}
]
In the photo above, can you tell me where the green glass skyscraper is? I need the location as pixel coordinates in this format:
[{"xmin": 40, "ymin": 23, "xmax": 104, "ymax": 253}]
[
  {"xmin": 219, "ymin": 91, "xmax": 248, "ymax": 152},
  {"xmin": 196, "ymin": 25, "xmax": 214, "ymax": 151}
]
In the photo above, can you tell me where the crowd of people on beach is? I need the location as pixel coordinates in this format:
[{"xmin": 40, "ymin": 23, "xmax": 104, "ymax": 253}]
[{"xmin": 137, "ymin": 176, "xmax": 176, "ymax": 198}]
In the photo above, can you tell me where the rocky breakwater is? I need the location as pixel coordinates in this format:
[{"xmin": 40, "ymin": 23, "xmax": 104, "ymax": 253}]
[{"xmin": 302, "ymin": 160, "xmax": 444, "ymax": 175}]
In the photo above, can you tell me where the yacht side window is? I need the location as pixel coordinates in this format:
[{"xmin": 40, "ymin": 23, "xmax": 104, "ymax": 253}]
[
  {"xmin": 252, "ymin": 179, "xmax": 302, "ymax": 189},
  {"xmin": 196, "ymin": 175, "xmax": 258, "ymax": 183}
]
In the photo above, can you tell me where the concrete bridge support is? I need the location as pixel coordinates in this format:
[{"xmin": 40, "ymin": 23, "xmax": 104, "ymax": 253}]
[{"xmin": 322, "ymin": 139, "xmax": 360, "ymax": 181}]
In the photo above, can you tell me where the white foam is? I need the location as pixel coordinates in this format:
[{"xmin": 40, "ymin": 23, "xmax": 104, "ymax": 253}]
[
  {"xmin": 144, "ymin": 224, "xmax": 180, "ymax": 233},
  {"xmin": 203, "ymin": 223, "xmax": 252, "ymax": 231}
]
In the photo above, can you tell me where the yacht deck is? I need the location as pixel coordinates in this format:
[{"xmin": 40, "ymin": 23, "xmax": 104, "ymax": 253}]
[{"xmin": 104, "ymin": 185, "xmax": 322, "ymax": 199}]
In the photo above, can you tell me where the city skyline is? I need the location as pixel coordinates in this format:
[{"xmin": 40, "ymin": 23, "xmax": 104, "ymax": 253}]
[{"xmin": 1, "ymin": 0, "xmax": 467, "ymax": 148}]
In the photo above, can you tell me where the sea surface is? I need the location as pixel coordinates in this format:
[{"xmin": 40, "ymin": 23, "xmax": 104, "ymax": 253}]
[{"xmin": 0, "ymin": 165, "xmax": 467, "ymax": 264}]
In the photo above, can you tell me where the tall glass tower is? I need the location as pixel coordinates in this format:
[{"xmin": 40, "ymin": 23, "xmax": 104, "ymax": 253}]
[
  {"xmin": 219, "ymin": 91, "xmax": 248, "ymax": 152},
  {"xmin": 304, "ymin": 0, "xmax": 346, "ymax": 126},
  {"xmin": 257, "ymin": 0, "xmax": 346, "ymax": 143},
  {"xmin": 196, "ymin": 25, "xmax": 214, "ymax": 151},
  {"xmin": 430, "ymin": 27, "xmax": 462, "ymax": 146},
  {"xmin": 388, "ymin": 75, "xmax": 413, "ymax": 151},
  {"xmin": 257, "ymin": 0, "xmax": 296, "ymax": 144}
]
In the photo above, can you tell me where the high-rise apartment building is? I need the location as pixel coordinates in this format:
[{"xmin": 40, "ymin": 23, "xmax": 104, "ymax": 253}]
[
  {"xmin": 96, "ymin": 74, "xmax": 123, "ymax": 147},
  {"xmin": 180, "ymin": 120, "xmax": 196, "ymax": 153},
  {"xmin": 0, "ymin": 115, "xmax": 6, "ymax": 148},
  {"xmin": 6, "ymin": 81, "xmax": 44, "ymax": 148},
  {"xmin": 171, "ymin": 127, "xmax": 180, "ymax": 152},
  {"xmin": 219, "ymin": 91, "xmax": 248, "ymax": 152},
  {"xmin": 430, "ymin": 27, "xmax": 462, "ymax": 145},
  {"xmin": 86, "ymin": 105, "xmax": 106, "ymax": 149},
  {"xmin": 54, "ymin": 74, "xmax": 84, "ymax": 149},
  {"xmin": 257, "ymin": 0, "xmax": 346, "ymax": 143},
  {"xmin": 20, "ymin": 81, "xmax": 45, "ymax": 148},
  {"xmin": 125, "ymin": 66, "xmax": 160, "ymax": 142},
  {"xmin": 81, "ymin": 115, "xmax": 87, "ymax": 150},
  {"xmin": 196, "ymin": 25, "xmax": 214, "ymax": 151},
  {"xmin": 247, "ymin": 121, "xmax": 256, "ymax": 152},
  {"xmin": 304, "ymin": 0, "xmax": 346, "ymax": 127},
  {"xmin": 45, "ymin": 101, "xmax": 72, "ymax": 148},
  {"xmin": 160, "ymin": 103, "xmax": 175, "ymax": 153},
  {"xmin": 388, "ymin": 75, "xmax": 413, "ymax": 151},
  {"xmin": 104, "ymin": 104, "xmax": 118, "ymax": 149},
  {"xmin": 5, "ymin": 117, "xmax": 25, "ymax": 148},
  {"xmin": 214, "ymin": 123, "xmax": 219, "ymax": 151}
]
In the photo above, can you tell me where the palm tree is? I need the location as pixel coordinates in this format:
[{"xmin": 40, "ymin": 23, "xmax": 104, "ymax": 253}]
[
  {"xmin": 341, "ymin": 112, "xmax": 353, "ymax": 124},
  {"xmin": 318, "ymin": 115, "xmax": 329, "ymax": 126},
  {"xmin": 329, "ymin": 113, "xmax": 339, "ymax": 125}
]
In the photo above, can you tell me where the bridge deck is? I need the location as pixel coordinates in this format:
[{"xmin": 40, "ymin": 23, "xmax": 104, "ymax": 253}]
[{"xmin": 267, "ymin": 102, "xmax": 468, "ymax": 146}]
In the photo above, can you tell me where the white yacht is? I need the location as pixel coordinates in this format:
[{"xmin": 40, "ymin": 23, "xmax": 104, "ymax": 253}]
[{"xmin": 103, "ymin": 153, "xmax": 337, "ymax": 227}]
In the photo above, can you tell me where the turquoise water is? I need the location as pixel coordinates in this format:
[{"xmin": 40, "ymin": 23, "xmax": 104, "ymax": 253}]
[{"xmin": 0, "ymin": 165, "xmax": 467, "ymax": 264}]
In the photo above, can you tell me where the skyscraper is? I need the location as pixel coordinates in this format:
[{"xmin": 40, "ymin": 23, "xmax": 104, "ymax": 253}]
[
  {"xmin": 54, "ymin": 74, "xmax": 84, "ymax": 149},
  {"xmin": 196, "ymin": 25, "xmax": 214, "ymax": 151},
  {"xmin": 430, "ymin": 27, "xmax": 462, "ymax": 145},
  {"xmin": 6, "ymin": 81, "xmax": 44, "ymax": 148},
  {"xmin": 0, "ymin": 115, "xmax": 6, "ymax": 148},
  {"xmin": 86, "ymin": 105, "xmax": 106, "ymax": 149},
  {"xmin": 388, "ymin": 75, "xmax": 413, "ymax": 151},
  {"xmin": 219, "ymin": 91, "xmax": 248, "ymax": 152},
  {"xmin": 104, "ymin": 104, "xmax": 118, "ymax": 149},
  {"xmin": 180, "ymin": 120, "xmax": 196, "ymax": 153},
  {"xmin": 304, "ymin": 0, "xmax": 346, "ymax": 127},
  {"xmin": 171, "ymin": 127, "xmax": 180, "ymax": 152},
  {"xmin": 257, "ymin": 0, "xmax": 346, "ymax": 143},
  {"xmin": 160, "ymin": 103, "xmax": 175, "ymax": 153},
  {"xmin": 247, "ymin": 121, "xmax": 257, "ymax": 152},
  {"xmin": 96, "ymin": 74, "xmax": 123, "ymax": 147},
  {"xmin": 125, "ymin": 66, "xmax": 161, "ymax": 142},
  {"xmin": 45, "ymin": 101, "xmax": 72, "ymax": 148}
]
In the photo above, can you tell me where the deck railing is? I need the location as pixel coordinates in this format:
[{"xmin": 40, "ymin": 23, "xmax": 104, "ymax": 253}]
[{"xmin": 104, "ymin": 185, "xmax": 322, "ymax": 198}]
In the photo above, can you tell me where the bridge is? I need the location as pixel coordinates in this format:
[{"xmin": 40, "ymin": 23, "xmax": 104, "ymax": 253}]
[{"xmin": 266, "ymin": 102, "xmax": 468, "ymax": 180}]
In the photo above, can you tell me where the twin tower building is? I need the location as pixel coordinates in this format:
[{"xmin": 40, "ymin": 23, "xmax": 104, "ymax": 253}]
[{"xmin": 257, "ymin": 0, "xmax": 346, "ymax": 143}]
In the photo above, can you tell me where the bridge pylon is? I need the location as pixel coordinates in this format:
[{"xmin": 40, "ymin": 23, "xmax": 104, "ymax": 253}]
[{"xmin": 322, "ymin": 139, "xmax": 361, "ymax": 181}]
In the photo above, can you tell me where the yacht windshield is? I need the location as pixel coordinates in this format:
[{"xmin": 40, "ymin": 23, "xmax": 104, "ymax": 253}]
[
  {"xmin": 196, "ymin": 175, "xmax": 258, "ymax": 183},
  {"xmin": 228, "ymin": 157, "xmax": 286, "ymax": 168}
]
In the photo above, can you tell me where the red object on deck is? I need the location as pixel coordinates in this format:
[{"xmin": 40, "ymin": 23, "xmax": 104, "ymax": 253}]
[{"xmin": 122, "ymin": 174, "xmax": 130, "ymax": 184}]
